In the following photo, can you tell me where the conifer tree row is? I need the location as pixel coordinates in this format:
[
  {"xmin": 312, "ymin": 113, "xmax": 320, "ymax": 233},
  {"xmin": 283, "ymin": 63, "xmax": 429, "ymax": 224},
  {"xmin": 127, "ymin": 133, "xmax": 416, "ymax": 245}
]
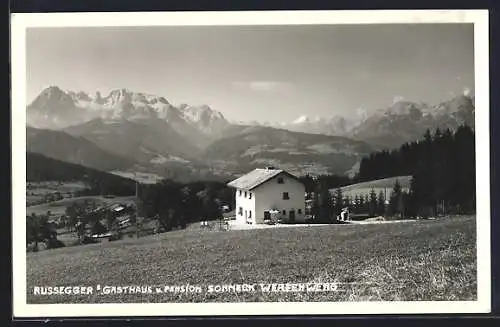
[{"xmin": 355, "ymin": 125, "xmax": 475, "ymax": 216}]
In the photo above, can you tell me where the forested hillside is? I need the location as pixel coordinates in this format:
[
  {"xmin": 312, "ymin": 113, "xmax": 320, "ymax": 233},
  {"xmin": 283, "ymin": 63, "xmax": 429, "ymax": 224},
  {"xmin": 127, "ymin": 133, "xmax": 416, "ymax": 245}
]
[
  {"xmin": 354, "ymin": 125, "xmax": 475, "ymax": 215},
  {"xmin": 27, "ymin": 152, "xmax": 136, "ymax": 196}
]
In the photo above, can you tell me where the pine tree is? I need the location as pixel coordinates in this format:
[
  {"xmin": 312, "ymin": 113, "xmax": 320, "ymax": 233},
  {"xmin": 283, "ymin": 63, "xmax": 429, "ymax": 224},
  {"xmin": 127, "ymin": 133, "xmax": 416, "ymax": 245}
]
[
  {"xmin": 377, "ymin": 190, "xmax": 386, "ymax": 216},
  {"xmin": 203, "ymin": 188, "xmax": 222, "ymax": 222},
  {"xmin": 409, "ymin": 164, "xmax": 434, "ymax": 218},
  {"xmin": 334, "ymin": 188, "xmax": 343, "ymax": 219},
  {"xmin": 369, "ymin": 188, "xmax": 377, "ymax": 217},
  {"xmin": 407, "ymin": 176, "xmax": 418, "ymax": 217},
  {"xmin": 311, "ymin": 190, "xmax": 320, "ymax": 220},
  {"xmin": 453, "ymin": 125, "xmax": 476, "ymax": 213},
  {"xmin": 364, "ymin": 194, "xmax": 370, "ymax": 213},
  {"xmin": 301, "ymin": 174, "xmax": 316, "ymax": 193},
  {"xmin": 354, "ymin": 125, "xmax": 475, "ymax": 217},
  {"xmin": 354, "ymin": 194, "xmax": 361, "ymax": 214},
  {"xmin": 359, "ymin": 194, "xmax": 365, "ymax": 213},
  {"xmin": 389, "ymin": 179, "xmax": 403, "ymax": 218},
  {"xmin": 343, "ymin": 195, "xmax": 351, "ymax": 209},
  {"xmin": 400, "ymin": 191, "xmax": 409, "ymax": 219},
  {"xmin": 318, "ymin": 180, "xmax": 334, "ymax": 223}
]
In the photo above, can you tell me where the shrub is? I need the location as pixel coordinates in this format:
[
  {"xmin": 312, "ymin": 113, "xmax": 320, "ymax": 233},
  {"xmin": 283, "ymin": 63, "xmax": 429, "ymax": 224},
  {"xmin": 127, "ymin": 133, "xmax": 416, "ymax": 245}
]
[
  {"xmin": 26, "ymin": 243, "xmax": 39, "ymax": 252},
  {"xmin": 45, "ymin": 239, "xmax": 66, "ymax": 249},
  {"xmin": 81, "ymin": 236, "xmax": 99, "ymax": 244},
  {"xmin": 109, "ymin": 232, "xmax": 123, "ymax": 242}
]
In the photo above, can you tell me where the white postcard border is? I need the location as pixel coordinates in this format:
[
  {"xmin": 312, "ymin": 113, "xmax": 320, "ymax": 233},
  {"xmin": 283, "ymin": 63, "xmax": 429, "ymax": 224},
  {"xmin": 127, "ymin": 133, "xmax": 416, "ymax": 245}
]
[{"xmin": 11, "ymin": 9, "xmax": 491, "ymax": 317}]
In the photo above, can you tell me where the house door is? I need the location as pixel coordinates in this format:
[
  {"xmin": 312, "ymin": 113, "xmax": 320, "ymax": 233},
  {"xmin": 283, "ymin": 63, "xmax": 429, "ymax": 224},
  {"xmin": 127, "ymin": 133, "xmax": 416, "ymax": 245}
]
[
  {"xmin": 289, "ymin": 210, "xmax": 295, "ymax": 222},
  {"xmin": 264, "ymin": 211, "xmax": 271, "ymax": 220}
]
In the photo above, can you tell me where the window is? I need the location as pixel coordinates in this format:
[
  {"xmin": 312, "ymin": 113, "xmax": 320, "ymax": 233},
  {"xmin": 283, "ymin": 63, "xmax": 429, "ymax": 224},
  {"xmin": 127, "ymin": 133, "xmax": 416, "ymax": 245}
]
[
  {"xmin": 239, "ymin": 190, "xmax": 242, "ymax": 196},
  {"xmin": 249, "ymin": 211, "xmax": 252, "ymax": 218},
  {"xmin": 238, "ymin": 207, "xmax": 243, "ymax": 216},
  {"xmin": 282, "ymin": 210, "xmax": 286, "ymax": 215},
  {"xmin": 298, "ymin": 209, "xmax": 302, "ymax": 214},
  {"xmin": 249, "ymin": 193, "xmax": 252, "ymax": 199},
  {"xmin": 277, "ymin": 177, "xmax": 284, "ymax": 184},
  {"xmin": 244, "ymin": 191, "xmax": 247, "ymax": 198},
  {"xmin": 283, "ymin": 192, "xmax": 289, "ymax": 200}
]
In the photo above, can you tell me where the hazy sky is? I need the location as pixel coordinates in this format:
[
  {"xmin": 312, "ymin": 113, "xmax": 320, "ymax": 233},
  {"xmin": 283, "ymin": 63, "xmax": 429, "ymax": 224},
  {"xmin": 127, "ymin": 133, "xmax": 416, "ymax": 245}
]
[{"xmin": 26, "ymin": 24, "xmax": 474, "ymax": 123}]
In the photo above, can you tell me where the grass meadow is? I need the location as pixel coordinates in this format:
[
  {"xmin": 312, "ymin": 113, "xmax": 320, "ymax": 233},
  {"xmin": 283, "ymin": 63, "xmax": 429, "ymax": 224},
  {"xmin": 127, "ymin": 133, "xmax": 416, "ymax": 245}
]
[
  {"xmin": 337, "ymin": 175, "xmax": 412, "ymax": 199},
  {"xmin": 26, "ymin": 215, "xmax": 476, "ymax": 303},
  {"xmin": 26, "ymin": 181, "xmax": 89, "ymax": 206}
]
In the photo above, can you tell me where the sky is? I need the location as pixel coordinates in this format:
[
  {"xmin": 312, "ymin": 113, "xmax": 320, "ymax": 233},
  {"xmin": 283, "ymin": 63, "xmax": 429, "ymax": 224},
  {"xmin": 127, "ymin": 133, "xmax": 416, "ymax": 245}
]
[{"xmin": 26, "ymin": 24, "xmax": 474, "ymax": 123}]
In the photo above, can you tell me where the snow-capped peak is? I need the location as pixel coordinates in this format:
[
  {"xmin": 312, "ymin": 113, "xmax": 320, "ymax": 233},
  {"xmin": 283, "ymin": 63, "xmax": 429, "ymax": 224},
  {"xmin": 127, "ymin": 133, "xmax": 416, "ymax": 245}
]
[
  {"xmin": 27, "ymin": 85, "xmax": 231, "ymax": 134},
  {"xmin": 181, "ymin": 104, "xmax": 227, "ymax": 127},
  {"xmin": 312, "ymin": 115, "xmax": 323, "ymax": 123},
  {"xmin": 292, "ymin": 115, "xmax": 310, "ymax": 124}
]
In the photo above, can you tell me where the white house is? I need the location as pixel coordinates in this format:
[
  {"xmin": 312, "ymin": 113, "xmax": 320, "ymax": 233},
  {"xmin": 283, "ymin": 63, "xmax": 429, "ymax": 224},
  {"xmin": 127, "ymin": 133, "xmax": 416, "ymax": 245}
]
[{"xmin": 227, "ymin": 167, "xmax": 306, "ymax": 224}]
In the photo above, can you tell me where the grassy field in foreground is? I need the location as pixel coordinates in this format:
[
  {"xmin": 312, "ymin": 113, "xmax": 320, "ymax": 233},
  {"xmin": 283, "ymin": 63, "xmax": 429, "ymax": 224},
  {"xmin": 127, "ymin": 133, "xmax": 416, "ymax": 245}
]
[{"xmin": 26, "ymin": 215, "xmax": 476, "ymax": 303}]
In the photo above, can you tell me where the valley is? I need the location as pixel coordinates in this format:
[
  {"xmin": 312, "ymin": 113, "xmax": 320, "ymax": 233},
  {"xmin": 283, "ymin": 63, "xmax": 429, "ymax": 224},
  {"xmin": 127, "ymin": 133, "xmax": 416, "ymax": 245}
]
[
  {"xmin": 204, "ymin": 125, "xmax": 375, "ymax": 177},
  {"xmin": 27, "ymin": 180, "xmax": 89, "ymax": 207},
  {"xmin": 26, "ymin": 86, "xmax": 475, "ymax": 182}
]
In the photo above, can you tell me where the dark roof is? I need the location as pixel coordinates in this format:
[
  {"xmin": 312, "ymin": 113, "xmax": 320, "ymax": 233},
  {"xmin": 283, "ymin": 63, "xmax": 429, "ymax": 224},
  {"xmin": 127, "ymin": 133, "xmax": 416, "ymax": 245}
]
[{"xmin": 227, "ymin": 168, "xmax": 302, "ymax": 191}]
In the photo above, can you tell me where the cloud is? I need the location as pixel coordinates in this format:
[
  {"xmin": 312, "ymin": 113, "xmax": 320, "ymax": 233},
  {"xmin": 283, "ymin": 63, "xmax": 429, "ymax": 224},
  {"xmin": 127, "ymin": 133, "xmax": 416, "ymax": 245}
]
[{"xmin": 232, "ymin": 81, "xmax": 294, "ymax": 92}]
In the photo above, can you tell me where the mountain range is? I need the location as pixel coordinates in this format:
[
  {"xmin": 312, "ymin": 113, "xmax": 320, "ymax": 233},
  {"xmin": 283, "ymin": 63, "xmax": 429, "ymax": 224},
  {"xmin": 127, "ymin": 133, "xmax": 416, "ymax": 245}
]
[
  {"xmin": 27, "ymin": 86, "xmax": 231, "ymax": 148},
  {"xmin": 26, "ymin": 86, "xmax": 475, "ymax": 181},
  {"xmin": 27, "ymin": 126, "xmax": 135, "ymax": 171},
  {"xmin": 261, "ymin": 94, "xmax": 475, "ymax": 149}
]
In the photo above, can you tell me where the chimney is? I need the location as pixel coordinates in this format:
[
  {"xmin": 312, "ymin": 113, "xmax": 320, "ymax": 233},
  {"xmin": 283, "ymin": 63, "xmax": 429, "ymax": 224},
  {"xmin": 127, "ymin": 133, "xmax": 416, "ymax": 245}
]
[{"xmin": 265, "ymin": 166, "xmax": 276, "ymax": 170}]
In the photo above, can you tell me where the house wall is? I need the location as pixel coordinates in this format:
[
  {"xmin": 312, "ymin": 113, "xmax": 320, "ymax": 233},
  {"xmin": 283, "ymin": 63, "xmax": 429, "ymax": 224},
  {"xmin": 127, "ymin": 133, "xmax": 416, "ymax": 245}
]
[
  {"xmin": 234, "ymin": 188, "xmax": 256, "ymax": 224},
  {"xmin": 254, "ymin": 173, "xmax": 306, "ymax": 224}
]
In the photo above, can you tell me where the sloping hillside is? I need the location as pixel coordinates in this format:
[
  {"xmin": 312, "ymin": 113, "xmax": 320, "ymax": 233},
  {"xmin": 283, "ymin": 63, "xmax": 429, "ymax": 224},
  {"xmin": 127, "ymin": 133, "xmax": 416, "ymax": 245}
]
[
  {"xmin": 204, "ymin": 126, "xmax": 376, "ymax": 176},
  {"xmin": 27, "ymin": 152, "xmax": 136, "ymax": 195},
  {"xmin": 332, "ymin": 175, "xmax": 412, "ymax": 198},
  {"xmin": 27, "ymin": 127, "xmax": 135, "ymax": 171},
  {"xmin": 27, "ymin": 215, "xmax": 476, "ymax": 303},
  {"xmin": 63, "ymin": 118, "xmax": 202, "ymax": 163}
]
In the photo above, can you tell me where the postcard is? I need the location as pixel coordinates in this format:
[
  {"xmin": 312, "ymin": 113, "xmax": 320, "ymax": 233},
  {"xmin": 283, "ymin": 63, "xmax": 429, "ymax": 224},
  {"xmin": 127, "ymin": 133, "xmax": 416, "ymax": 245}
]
[{"xmin": 11, "ymin": 9, "xmax": 490, "ymax": 317}]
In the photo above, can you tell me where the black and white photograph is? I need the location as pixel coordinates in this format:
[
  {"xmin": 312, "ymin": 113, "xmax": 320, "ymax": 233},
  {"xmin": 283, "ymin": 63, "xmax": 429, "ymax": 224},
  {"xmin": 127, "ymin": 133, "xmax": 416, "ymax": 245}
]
[{"xmin": 11, "ymin": 10, "xmax": 490, "ymax": 317}]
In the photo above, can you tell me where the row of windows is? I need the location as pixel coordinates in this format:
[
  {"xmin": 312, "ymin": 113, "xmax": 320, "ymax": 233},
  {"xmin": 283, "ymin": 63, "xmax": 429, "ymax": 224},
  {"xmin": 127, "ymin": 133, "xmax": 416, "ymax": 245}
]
[
  {"xmin": 239, "ymin": 207, "xmax": 303, "ymax": 217},
  {"xmin": 238, "ymin": 207, "xmax": 252, "ymax": 218},
  {"xmin": 238, "ymin": 190, "xmax": 253, "ymax": 199},
  {"xmin": 239, "ymin": 190, "xmax": 290, "ymax": 200}
]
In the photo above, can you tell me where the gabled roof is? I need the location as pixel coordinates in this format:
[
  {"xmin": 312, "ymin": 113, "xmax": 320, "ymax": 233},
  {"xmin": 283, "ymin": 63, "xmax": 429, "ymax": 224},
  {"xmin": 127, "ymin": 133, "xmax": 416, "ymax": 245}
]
[{"xmin": 227, "ymin": 168, "xmax": 302, "ymax": 191}]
